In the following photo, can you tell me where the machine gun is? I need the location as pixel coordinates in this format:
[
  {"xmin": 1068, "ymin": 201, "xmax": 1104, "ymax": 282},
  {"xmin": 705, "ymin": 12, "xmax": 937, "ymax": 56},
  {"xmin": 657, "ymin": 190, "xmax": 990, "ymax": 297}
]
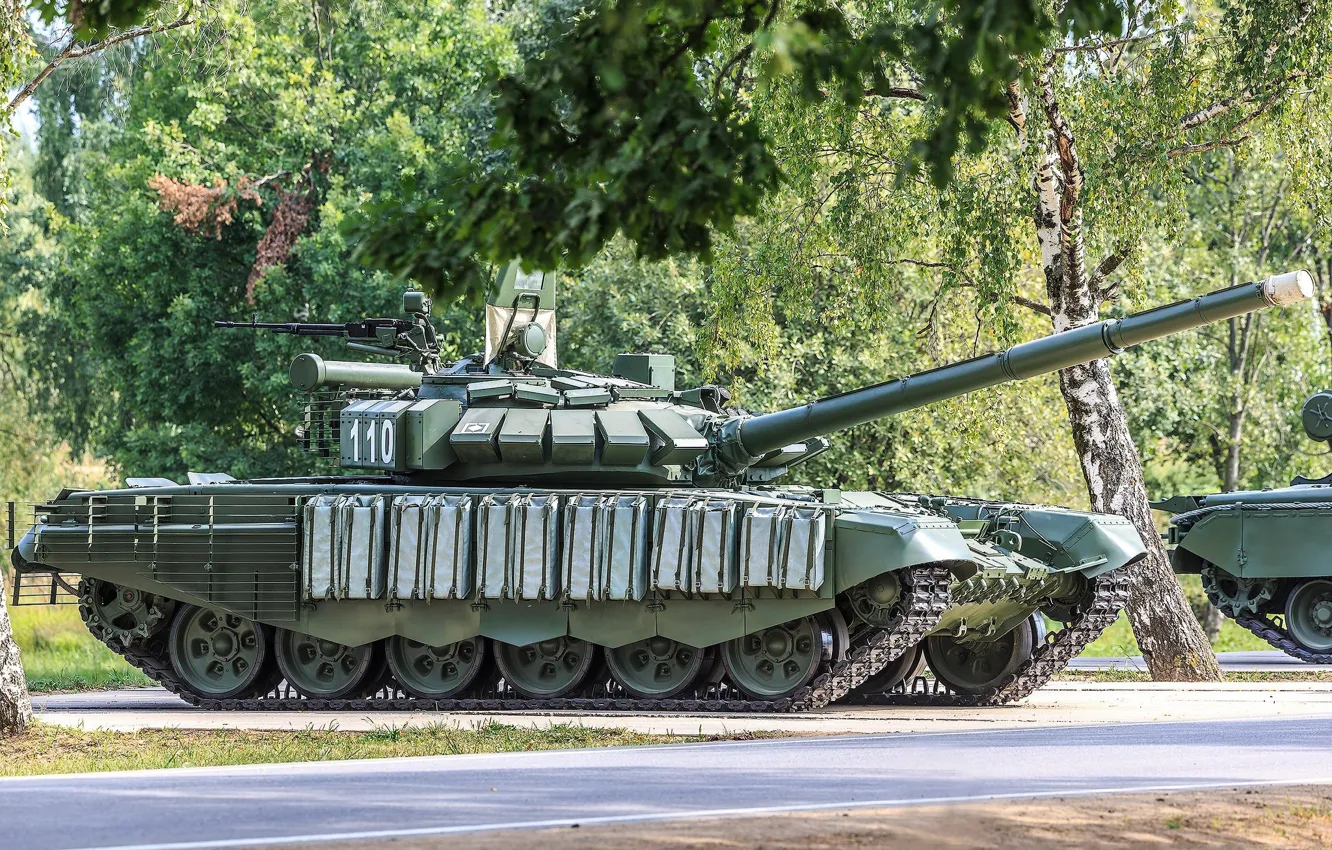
[{"xmin": 215, "ymin": 291, "xmax": 441, "ymax": 373}]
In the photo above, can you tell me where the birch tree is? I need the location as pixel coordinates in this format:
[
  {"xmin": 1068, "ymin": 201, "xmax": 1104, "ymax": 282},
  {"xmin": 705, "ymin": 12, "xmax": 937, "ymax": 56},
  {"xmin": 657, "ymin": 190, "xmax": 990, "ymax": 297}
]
[{"xmin": 701, "ymin": 2, "xmax": 1331, "ymax": 680}]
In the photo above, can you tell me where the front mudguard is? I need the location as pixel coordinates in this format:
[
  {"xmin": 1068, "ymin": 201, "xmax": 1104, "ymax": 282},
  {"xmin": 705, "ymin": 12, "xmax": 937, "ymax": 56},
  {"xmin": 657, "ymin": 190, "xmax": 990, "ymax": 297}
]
[{"xmin": 832, "ymin": 509, "xmax": 976, "ymax": 593}]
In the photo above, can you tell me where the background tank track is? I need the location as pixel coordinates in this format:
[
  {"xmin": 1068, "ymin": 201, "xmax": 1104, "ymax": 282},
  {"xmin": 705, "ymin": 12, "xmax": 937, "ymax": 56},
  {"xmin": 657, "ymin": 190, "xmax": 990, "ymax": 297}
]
[
  {"xmin": 1197, "ymin": 570, "xmax": 1332, "ymax": 664},
  {"xmin": 80, "ymin": 564, "xmax": 1123, "ymax": 710}
]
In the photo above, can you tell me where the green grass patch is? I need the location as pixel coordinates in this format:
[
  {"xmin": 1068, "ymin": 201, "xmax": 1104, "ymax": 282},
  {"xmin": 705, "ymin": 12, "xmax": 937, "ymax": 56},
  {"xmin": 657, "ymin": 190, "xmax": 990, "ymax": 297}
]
[
  {"xmin": 0, "ymin": 722, "xmax": 775, "ymax": 777},
  {"xmin": 9, "ymin": 604, "xmax": 152, "ymax": 692},
  {"xmin": 1079, "ymin": 610, "xmax": 1270, "ymax": 658}
]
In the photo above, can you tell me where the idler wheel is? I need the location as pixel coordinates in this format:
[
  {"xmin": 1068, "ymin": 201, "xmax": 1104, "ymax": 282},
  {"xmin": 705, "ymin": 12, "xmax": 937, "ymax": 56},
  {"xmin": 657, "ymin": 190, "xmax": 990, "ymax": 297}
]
[
  {"xmin": 275, "ymin": 629, "xmax": 383, "ymax": 699},
  {"xmin": 495, "ymin": 636, "xmax": 598, "ymax": 699},
  {"xmin": 606, "ymin": 637, "xmax": 709, "ymax": 699},
  {"xmin": 853, "ymin": 643, "xmax": 926, "ymax": 696},
  {"xmin": 168, "ymin": 604, "xmax": 275, "ymax": 699},
  {"xmin": 1285, "ymin": 579, "xmax": 1332, "ymax": 653},
  {"xmin": 386, "ymin": 635, "xmax": 490, "ymax": 699},
  {"xmin": 924, "ymin": 617, "xmax": 1035, "ymax": 695},
  {"xmin": 722, "ymin": 615, "xmax": 824, "ymax": 700},
  {"xmin": 80, "ymin": 578, "xmax": 176, "ymax": 646}
]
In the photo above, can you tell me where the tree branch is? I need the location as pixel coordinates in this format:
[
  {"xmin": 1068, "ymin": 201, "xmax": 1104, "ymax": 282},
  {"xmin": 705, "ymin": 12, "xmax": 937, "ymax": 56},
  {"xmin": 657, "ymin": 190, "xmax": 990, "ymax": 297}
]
[
  {"xmin": 1050, "ymin": 27, "xmax": 1184, "ymax": 54},
  {"xmin": 887, "ymin": 258, "xmax": 1052, "ymax": 316},
  {"xmin": 5, "ymin": 10, "xmax": 196, "ymax": 118},
  {"xmin": 1165, "ymin": 136, "xmax": 1250, "ymax": 159},
  {"xmin": 865, "ymin": 86, "xmax": 927, "ymax": 102}
]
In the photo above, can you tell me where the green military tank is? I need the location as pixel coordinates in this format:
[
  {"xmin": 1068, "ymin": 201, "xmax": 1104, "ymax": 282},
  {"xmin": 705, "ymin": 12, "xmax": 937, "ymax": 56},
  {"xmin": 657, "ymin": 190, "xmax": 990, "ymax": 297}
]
[
  {"xmin": 1157, "ymin": 347, "xmax": 1332, "ymax": 664},
  {"xmin": 10, "ymin": 268, "xmax": 1310, "ymax": 710}
]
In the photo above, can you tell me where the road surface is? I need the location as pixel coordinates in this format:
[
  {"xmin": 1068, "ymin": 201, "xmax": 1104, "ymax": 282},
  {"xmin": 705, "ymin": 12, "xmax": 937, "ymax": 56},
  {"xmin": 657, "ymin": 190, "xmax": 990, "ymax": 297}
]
[
  {"xmin": 1067, "ymin": 649, "xmax": 1308, "ymax": 672},
  {"xmin": 5, "ymin": 714, "xmax": 1332, "ymax": 850}
]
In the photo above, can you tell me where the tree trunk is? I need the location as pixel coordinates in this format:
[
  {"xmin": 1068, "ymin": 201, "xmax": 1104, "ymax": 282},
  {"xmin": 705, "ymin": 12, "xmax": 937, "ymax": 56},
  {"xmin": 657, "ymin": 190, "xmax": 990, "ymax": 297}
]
[
  {"xmin": 0, "ymin": 573, "xmax": 32, "ymax": 735},
  {"xmin": 1031, "ymin": 67, "xmax": 1220, "ymax": 681},
  {"xmin": 1054, "ymin": 360, "xmax": 1224, "ymax": 680}
]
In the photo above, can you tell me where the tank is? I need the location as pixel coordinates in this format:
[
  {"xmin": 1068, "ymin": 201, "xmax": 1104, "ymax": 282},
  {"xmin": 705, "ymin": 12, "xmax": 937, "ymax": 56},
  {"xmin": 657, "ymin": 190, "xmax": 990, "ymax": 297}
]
[
  {"xmin": 9, "ymin": 268, "xmax": 1311, "ymax": 711},
  {"xmin": 1157, "ymin": 370, "xmax": 1332, "ymax": 663}
]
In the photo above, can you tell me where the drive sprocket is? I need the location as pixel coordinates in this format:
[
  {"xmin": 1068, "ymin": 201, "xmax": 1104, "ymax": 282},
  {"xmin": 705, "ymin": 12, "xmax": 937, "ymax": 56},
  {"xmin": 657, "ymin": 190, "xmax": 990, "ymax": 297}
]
[{"xmin": 78, "ymin": 578, "xmax": 176, "ymax": 647}]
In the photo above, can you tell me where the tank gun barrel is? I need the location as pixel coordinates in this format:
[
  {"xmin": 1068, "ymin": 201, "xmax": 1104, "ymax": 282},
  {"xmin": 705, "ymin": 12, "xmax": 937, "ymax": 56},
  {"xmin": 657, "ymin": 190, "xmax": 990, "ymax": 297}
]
[{"xmin": 735, "ymin": 272, "xmax": 1313, "ymax": 461}]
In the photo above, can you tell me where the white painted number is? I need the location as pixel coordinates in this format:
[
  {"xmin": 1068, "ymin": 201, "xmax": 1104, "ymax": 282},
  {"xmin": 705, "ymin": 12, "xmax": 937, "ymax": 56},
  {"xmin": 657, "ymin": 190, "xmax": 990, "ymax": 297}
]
[
  {"xmin": 380, "ymin": 419, "xmax": 394, "ymax": 465},
  {"xmin": 346, "ymin": 414, "xmax": 394, "ymax": 467}
]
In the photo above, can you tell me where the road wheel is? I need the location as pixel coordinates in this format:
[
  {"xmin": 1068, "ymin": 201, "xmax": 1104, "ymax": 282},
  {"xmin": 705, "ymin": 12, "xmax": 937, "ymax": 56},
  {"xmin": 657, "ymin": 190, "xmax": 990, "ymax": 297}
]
[
  {"xmin": 275, "ymin": 629, "xmax": 381, "ymax": 699},
  {"xmin": 495, "ymin": 637, "xmax": 597, "ymax": 698},
  {"xmin": 385, "ymin": 635, "xmax": 490, "ymax": 699},
  {"xmin": 1285, "ymin": 579, "xmax": 1332, "ymax": 653},
  {"xmin": 168, "ymin": 604, "xmax": 274, "ymax": 699},
  {"xmin": 925, "ymin": 620, "xmax": 1034, "ymax": 695},
  {"xmin": 722, "ymin": 615, "xmax": 824, "ymax": 700},
  {"xmin": 606, "ymin": 637, "xmax": 707, "ymax": 699}
]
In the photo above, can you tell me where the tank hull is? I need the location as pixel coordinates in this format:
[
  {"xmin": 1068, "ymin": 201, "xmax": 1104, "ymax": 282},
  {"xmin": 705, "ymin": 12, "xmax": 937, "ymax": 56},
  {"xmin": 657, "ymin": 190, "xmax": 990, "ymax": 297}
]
[
  {"xmin": 1162, "ymin": 482, "xmax": 1332, "ymax": 663},
  {"xmin": 14, "ymin": 479, "xmax": 1144, "ymax": 708}
]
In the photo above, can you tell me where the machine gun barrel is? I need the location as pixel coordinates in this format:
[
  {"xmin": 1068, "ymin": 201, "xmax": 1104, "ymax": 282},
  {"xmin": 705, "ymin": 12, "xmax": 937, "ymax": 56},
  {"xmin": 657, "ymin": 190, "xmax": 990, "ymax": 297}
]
[
  {"xmin": 214, "ymin": 320, "xmax": 350, "ymax": 336},
  {"xmin": 736, "ymin": 272, "xmax": 1313, "ymax": 459}
]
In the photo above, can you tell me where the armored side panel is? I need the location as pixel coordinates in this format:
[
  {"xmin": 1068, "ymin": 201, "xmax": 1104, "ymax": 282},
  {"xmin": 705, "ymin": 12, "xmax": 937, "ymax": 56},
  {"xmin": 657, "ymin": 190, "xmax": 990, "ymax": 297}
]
[
  {"xmin": 389, "ymin": 494, "xmax": 474, "ymax": 600},
  {"xmin": 477, "ymin": 493, "xmax": 560, "ymax": 601},
  {"xmin": 652, "ymin": 495, "xmax": 738, "ymax": 594},
  {"xmin": 740, "ymin": 504, "xmax": 827, "ymax": 592},
  {"xmin": 561, "ymin": 495, "xmax": 650, "ymax": 601},
  {"xmin": 302, "ymin": 494, "xmax": 387, "ymax": 600}
]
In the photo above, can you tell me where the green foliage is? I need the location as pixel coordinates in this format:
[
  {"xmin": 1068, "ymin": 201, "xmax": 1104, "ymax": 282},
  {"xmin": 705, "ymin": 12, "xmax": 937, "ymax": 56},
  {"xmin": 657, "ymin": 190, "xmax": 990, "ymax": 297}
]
[
  {"xmin": 32, "ymin": 0, "xmax": 164, "ymax": 38},
  {"xmin": 348, "ymin": 0, "xmax": 1130, "ymax": 300},
  {"xmin": 9, "ymin": 0, "xmax": 511, "ymax": 480}
]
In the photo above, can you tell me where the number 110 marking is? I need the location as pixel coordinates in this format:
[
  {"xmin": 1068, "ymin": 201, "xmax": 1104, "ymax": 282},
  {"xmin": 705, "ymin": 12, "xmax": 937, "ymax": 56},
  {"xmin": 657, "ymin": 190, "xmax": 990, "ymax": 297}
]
[{"xmin": 347, "ymin": 416, "xmax": 394, "ymax": 466}]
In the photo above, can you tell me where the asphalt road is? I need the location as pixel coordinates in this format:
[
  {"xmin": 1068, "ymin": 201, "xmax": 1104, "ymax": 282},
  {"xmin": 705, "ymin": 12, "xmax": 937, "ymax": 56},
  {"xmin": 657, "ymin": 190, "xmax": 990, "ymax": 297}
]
[
  {"xmin": 1067, "ymin": 649, "xmax": 1307, "ymax": 672},
  {"xmin": 7, "ymin": 715, "xmax": 1332, "ymax": 850}
]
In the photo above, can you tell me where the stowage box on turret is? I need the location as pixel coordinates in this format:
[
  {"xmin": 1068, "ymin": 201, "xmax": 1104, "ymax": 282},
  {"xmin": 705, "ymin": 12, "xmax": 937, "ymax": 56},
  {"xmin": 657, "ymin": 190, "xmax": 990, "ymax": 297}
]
[{"xmin": 10, "ymin": 267, "xmax": 1312, "ymax": 710}]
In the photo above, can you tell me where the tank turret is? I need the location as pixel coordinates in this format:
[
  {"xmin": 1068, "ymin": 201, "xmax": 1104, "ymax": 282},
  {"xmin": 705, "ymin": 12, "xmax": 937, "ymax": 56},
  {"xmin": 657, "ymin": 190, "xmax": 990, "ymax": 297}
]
[{"xmin": 228, "ymin": 267, "xmax": 1312, "ymax": 487}]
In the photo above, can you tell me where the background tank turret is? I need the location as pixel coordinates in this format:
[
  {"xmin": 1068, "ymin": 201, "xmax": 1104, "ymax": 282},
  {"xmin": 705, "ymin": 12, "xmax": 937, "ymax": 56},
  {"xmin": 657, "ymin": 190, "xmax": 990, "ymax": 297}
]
[{"xmin": 9, "ymin": 267, "xmax": 1309, "ymax": 712}]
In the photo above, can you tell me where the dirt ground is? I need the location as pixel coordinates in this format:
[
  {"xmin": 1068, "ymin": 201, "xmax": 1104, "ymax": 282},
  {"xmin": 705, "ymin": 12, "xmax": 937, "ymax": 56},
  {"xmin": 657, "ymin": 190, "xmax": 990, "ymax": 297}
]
[{"xmin": 273, "ymin": 785, "xmax": 1332, "ymax": 850}]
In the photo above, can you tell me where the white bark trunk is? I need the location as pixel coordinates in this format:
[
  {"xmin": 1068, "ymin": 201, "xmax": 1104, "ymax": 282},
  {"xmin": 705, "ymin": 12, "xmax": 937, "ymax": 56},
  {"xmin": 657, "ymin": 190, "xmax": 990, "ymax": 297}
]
[
  {"xmin": 0, "ymin": 573, "xmax": 32, "ymax": 735},
  {"xmin": 1054, "ymin": 358, "xmax": 1223, "ymax": 679},
  {"xmin": 1033, "ymin": 66, "xmax": 1221, "ymax": 681}
]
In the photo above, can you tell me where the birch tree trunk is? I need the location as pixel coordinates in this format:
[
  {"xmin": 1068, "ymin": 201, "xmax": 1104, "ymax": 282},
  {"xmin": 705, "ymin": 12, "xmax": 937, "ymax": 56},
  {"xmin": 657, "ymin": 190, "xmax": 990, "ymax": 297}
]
[
  {"xmin": 1033, "ymin": 68, "xmax": 1221, "ymax": 681},
  {"xmin": 0, "ymin": 573, "xmax": 32, "ymax": 735}
]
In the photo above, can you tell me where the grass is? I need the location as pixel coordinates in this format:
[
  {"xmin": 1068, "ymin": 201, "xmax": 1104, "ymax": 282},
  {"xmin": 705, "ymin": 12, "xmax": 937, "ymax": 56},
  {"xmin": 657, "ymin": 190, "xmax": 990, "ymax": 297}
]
[
  {"xmin": 1078, "ymin": 610, "xmax": 1271, "ymax": 657},
  {"xmin": 9, "ymin": 604, "xmax": 152, "ymax": 692},
  {"xmin": 0, "ymin": 722, "xmax": 773, "ymax": 777}
]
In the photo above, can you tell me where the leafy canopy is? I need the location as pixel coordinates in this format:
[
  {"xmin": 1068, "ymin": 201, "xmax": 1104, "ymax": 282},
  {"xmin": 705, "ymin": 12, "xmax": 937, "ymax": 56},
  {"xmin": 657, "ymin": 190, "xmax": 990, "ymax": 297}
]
[{"xmin": 346, "ymin": 0, "xmax": 1126, "ymax": 300}]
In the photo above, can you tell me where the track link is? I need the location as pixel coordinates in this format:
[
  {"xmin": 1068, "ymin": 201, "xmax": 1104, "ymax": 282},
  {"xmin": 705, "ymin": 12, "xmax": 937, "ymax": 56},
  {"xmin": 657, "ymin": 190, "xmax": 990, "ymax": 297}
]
[
  {"xmin": 852, "ymin": 566, "xmax": 1130, "ymax": 706},
  {"xmin": 85, "ymin": 566, "xmax": 964, "ymax": 712}
]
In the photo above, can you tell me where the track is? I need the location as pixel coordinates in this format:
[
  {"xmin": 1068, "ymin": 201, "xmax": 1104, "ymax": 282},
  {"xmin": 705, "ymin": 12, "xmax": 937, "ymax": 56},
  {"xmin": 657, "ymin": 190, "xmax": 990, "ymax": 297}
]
[
  {"xmin": 85, "ymin": 564, "xmax": 1127, "ymax": 712},
  {"xmin": 8, "ymin": 715, "xmax": 1332, "ymax": 850}
]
